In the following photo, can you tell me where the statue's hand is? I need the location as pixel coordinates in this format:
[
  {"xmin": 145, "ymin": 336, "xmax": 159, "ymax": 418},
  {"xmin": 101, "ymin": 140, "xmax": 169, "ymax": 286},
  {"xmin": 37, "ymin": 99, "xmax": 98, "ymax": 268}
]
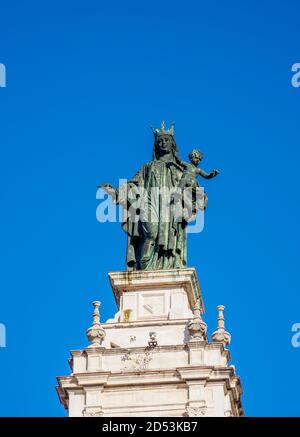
[
  {"xmin": 98, "ymin": 183, "xmax": 117, "ymax": 201},
  {"xmin": 211, "ymin": 169, "xmax": 219, "ymax": 177}
]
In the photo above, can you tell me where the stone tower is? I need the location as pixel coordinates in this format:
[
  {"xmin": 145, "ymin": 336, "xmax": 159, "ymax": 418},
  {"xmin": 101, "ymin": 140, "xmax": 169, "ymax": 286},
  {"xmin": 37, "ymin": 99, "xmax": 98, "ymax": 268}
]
[{"xmin": 56, "ymin": 268, "xmax": 243, "ymax": 417}]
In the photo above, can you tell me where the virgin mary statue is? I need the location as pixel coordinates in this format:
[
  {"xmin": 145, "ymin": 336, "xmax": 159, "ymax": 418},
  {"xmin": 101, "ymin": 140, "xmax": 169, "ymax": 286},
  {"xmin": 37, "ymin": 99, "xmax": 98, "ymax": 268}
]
[{"xmin": 101, "ymin": 121, "xmax": 205, "ymax": 271}]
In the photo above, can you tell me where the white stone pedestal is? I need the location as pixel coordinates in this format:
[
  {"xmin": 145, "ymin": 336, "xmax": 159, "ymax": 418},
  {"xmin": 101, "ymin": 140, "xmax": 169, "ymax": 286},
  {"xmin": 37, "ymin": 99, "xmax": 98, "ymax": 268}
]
[{"xmin": 56, "ymin": 268, "xmax": 243, "ymax": 417}]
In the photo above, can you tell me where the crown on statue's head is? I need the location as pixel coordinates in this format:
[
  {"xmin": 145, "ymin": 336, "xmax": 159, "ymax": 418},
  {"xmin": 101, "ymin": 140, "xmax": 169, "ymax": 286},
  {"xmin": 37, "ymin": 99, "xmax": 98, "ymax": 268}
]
[{"xmin": 151, "ymin": 120, "xmax": 175, "ymax": 137}]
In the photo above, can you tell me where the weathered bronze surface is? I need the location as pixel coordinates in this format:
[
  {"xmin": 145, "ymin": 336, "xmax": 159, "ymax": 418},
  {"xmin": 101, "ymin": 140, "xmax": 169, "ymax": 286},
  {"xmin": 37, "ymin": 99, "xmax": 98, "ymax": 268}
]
[{"xmin": 100, "ymin": 122, "xmax": 218, "ymax": 271}]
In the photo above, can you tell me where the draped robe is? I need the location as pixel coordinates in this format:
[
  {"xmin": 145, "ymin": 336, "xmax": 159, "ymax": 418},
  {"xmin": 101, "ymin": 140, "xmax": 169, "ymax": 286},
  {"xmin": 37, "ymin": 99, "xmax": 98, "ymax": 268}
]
[{"xmin": 117, "ymin": 158, "xmax": 203, "ymax": 270}]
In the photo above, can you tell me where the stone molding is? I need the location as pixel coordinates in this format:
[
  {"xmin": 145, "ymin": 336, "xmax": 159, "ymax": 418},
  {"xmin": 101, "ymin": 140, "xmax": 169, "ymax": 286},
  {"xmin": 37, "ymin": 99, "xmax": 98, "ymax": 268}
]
[
  {"xmin": 108, "ymin": 268, "xmax": 204, "ymax": 313},
  {"xmin": 82, "ymin": 407, "xmax": 103, "ymax": 417}
]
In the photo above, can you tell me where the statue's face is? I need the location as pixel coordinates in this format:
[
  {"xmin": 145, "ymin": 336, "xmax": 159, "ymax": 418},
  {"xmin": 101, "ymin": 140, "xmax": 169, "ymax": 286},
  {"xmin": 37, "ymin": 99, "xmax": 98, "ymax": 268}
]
[
  {"xmin": 156, "ymin": 135, "xmax": 172, "ymax": 155},
  {"xmin": 190, "ymin": 152, "xmax": 201, "ymax": 165}
]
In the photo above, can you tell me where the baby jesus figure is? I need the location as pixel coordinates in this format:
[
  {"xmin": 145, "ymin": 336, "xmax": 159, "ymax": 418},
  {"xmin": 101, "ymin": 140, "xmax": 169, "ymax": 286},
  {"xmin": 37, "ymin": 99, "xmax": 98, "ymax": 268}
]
[
  {"xmin": 177, "ymin": 148, "xmax": 219, "ymax": 188},
  {"xmin": 172, "ymin": 149, "xmax": 219, "ymax": 213}
]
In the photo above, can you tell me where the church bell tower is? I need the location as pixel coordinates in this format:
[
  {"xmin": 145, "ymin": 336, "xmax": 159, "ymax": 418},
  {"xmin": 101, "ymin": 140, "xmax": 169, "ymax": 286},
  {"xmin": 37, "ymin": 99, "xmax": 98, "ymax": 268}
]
[{"xmin": 56, "ymin": 268, "xmax": 243, "ymax": 417}]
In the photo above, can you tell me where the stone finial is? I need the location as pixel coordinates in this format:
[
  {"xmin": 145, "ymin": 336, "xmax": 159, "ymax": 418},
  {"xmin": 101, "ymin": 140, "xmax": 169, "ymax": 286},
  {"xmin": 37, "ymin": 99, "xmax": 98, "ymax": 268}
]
[
  {"xmin": 188, "ymin": 299, "xmax": 207, "ymax": 341},
  {"xmin": 211, "ymin": 305, "xmax": 231, "ymax": 346},
  {"xmin": 86, "ymin": 301, "xmax": 106, "ymax": 347}
]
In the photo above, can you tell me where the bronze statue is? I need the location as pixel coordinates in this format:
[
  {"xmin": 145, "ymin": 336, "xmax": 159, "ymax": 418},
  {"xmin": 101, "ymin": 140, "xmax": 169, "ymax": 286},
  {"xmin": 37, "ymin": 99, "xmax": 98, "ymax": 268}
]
[{"xmin": 100, "ymin": 122, "xmax": 219, "ymax": 271}]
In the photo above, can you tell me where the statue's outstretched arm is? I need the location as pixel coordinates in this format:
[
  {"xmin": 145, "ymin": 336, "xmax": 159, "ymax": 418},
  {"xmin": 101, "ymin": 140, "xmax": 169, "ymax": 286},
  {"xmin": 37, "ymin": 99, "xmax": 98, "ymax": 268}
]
[
  {"xmin": 197, "ymin": 168, "xmax": 219, "ymax": 179},
  {"xmin": 99, "ymin": 166, "xmax": 144, "ymax": 205},
  {"xmin": 99, "ymin": 183, "xmax": 119, "ymax": 203}
]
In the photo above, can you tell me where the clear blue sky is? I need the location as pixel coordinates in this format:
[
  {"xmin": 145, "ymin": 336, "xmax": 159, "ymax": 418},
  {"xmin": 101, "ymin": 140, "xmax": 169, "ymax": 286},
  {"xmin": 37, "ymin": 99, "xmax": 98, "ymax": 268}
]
[{"xmin": 0, "ymin": 0, "xmax": 300, "ymax": 417}]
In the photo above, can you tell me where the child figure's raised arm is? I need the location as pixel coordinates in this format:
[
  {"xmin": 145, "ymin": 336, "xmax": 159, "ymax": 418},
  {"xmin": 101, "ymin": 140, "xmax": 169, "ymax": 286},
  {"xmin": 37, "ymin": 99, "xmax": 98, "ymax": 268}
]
[{"xmin": 196, "ymin": 168, "xmax": 219, "ymax": 179}]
